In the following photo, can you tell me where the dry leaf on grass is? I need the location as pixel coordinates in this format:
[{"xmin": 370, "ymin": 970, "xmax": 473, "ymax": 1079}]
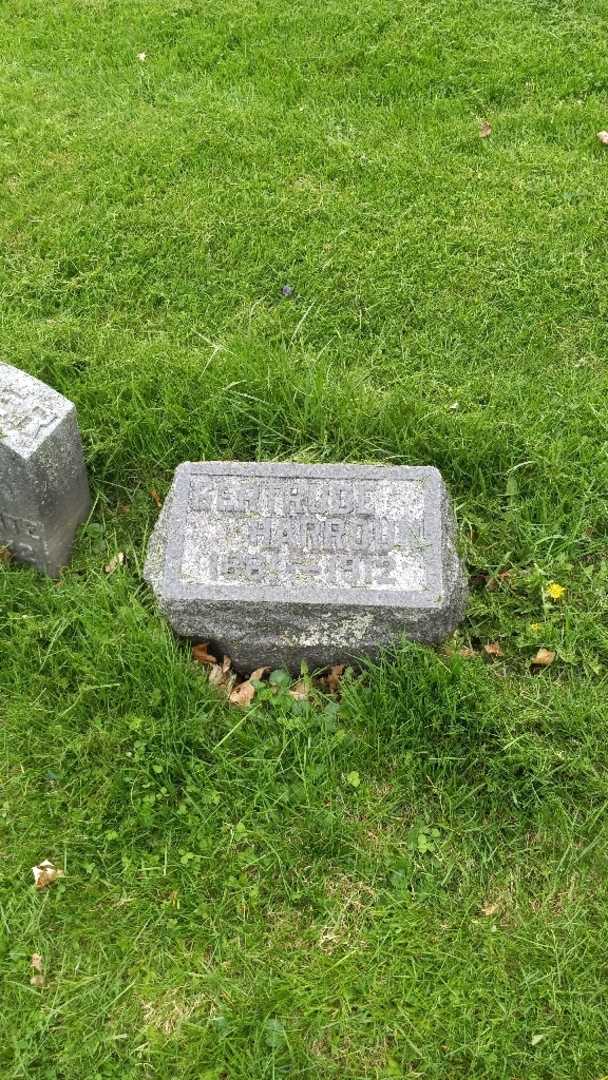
[
  {"xmin": 149, "ymin": 488, "xmax": 162, "ymax": 509},
  {"xmin": 532, "ymin": 648, "xmax": 555, "ymax": 667},
  {"xmin": 468, "ymin": 571, "xmax": 488, "ymax": 590},
  {"xmin": 479, "ymin": 120, "xmax": 492, "ymax": 138},
  {"xmin": 229, "ymin": 681, "xmax": 256, "ymax": 708},
  {"xmin": 480, "ymin": 901, "xmax": 499, "ymax": 917},
  {"xmin": 208, "ymin": 656, "xmax": 234, "ymax": 690},
  {"xmin": 0, "ymin": 545, "xmax": 12, "ymax": 564},
  {"xmin": 104, "ymin": 552, "xmax": 125, "ymax": 574},
  {"xmin": 326, "ymin": 664, "xmax": 346, "ymax": 694},
  {"xmin": 486, "ymin": 570, "xmax": 511, "ymax": 592},
  {"xmin": 249, "ymin": 666, "xmax": 269, "ymax": 684},
  {"xmin": 229, "ymin": 666, "xmax": 269, "ymax": 708},
  {"xmin": 30, "ymin": 953, "xmax": 45, "ymax": 987},
  {"xmin": 32, "ymin": 860, "xmax": 64, "ymax": 890},
  {"xmin": 483, "ymin": 642, "xmax": 503, "ymax": 658},
  {"xmin": 289, "ymin": 680, "xmax": 309, "ymax": 701},
  {"xmin": 192, "ymin": 643, "xmax": 217, "ymax": 666},
  {"xmin": 597, "ymin": 130, "xmax": 608, "ymax": 144},
  {"xmin": 208, "ymin": 664, "xmax": 227, "ymax": 687}
]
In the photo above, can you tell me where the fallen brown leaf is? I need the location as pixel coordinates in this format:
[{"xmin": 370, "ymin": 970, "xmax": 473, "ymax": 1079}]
[
  {"xmin": 228, "ymin": 666, "xmax": 268, "ymax": 707},
  {"xmin": 532, "ymin": 648, "xmax": 555, "ymax": 667},
  {"xmin": 229, "ymin": 680, "xmax": 256, "ymax": 708},
  {"xmin": 104, "ymin": 552, "xmax": 125, "ymax": 574},
  {"xmin": 597, "ymin": 130, "xmax": 608, "ymax": 144},
  {"xmin": 149, "ymin": 488, "xmax": 162, "ymax": 510},
  {"xmin": 32, "ymin": 860, "xmax": 64, "ymax": 890},
  {"xmin": 326, "ymin": 664, "xmax": 346, "ymax": 694},
  {"xmin": 480, "ymin": 120, "xmax": 492, "ymax": 138},
  {"xmin": 0, "ymin": 545, "xmax": 12, "ymax": 564},
  {"xmin": 483, "ymin": 642, "xmax": 503, "ymax": 658},
  {"xmin": 469, "ymin": 571, "xmax": 488, "ymax": 590},
  {"xmin": 31, "ymin": 953, "xmax": 43, "ymax": 972},
  {"xmin": 192, "ymin": 643, "xmax": 217, "ymax": 666},
  {"xmin": 249, "ymin": 666, "xmax": 269, "ymax": 683},
  {"xmin": 205, "ymin": 655, "xmax": 236, "ymax": 696},
  {"xmin": 481, "ymin": 901, "xmax": 499, "ymax": 917},
  {"xmin": 486, "ymin": 570, "xmax": 511, "ymax": 592},
  {"xmin": 208, "ymin": 663, "xmax": 227, "ymax": 687},
  {"xmin": 289, "ymin": 680, "xmax": 309, "ymax": 701}
]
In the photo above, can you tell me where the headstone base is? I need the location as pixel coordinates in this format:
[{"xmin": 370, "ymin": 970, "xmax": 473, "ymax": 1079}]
[{"xmin": 145, "ymin": 462, "xmax": 467, "ymax": 672}]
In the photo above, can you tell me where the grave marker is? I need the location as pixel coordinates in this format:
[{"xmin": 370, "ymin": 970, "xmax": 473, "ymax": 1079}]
[
  {"xmin": 0, "ymin": 362, "xmax": 90, "ymax": 576},
  {"xmin": 145, "ymin": 462, "xmax": 467, "ymax": 671}
]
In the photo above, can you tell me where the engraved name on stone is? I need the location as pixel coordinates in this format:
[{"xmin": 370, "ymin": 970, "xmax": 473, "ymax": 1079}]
[
  {"xmin": 183, "ymin": 476, "xmax": 426, "ymax": 590},
  {"xmin": 0, "ymin": 362, "xmax": 90, "ymax": 576}
]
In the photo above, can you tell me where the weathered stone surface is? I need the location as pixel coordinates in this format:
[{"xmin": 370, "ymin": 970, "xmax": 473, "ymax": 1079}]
[
  {"xmin": 0, "ymin": 362, "xmax": 90, "ymax": 576},
  {"xmin": 145, "ymin": 461, "xmax": 467, "ymax": 672}
]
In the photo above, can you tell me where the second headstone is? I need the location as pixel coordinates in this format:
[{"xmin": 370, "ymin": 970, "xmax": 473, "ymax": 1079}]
[{"xmin": 0, "ymin": 362, "xmax": 90, "ymax": 576}]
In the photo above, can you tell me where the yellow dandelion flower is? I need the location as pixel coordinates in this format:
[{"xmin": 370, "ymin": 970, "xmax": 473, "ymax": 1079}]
[
  {"xmin": 546, "ymin": 582, "xmax": 566, "ymax": 601},
  {"xmin": 529, "ymin": 622, "xmax": 542, "ymax": 633}
]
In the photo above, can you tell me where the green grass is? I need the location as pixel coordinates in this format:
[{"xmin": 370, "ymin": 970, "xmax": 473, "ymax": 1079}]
[{"xmin": 2, "ymin": 0, "xmax": 608, "ymax": 1075}]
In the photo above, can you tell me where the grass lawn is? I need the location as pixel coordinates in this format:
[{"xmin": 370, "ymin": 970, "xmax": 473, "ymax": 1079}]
[{"xmin": 2, "ymin": 0, "xmax": 608, "ymax": 1076}]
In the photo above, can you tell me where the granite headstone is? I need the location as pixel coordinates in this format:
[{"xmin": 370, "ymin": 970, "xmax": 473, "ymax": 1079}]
[
  {"xmin": 145, "ymin": 461, "xmax": 467, "ymax": 671},
  {"xmin": 0, "ymin": 362, "xmax": 90, "ymax": 576}
]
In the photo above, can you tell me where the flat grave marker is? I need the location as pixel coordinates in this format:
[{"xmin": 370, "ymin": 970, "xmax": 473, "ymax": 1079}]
[
  {"xmin": 145, "ymin": 461, "xmax": 467, "ymax": 671},
  {"xmin": 0, "ymin": 362, "xmax": 90, "ymax": 576}
]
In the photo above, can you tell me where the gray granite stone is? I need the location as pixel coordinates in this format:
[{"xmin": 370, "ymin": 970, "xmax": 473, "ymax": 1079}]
[
  {"xmin": 0, "ymin": 362, "xmax": 90, "ymax": 576},
  {"xmin": 145, "ymin": 461, "xmax": 467, "ymax": 672}
]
